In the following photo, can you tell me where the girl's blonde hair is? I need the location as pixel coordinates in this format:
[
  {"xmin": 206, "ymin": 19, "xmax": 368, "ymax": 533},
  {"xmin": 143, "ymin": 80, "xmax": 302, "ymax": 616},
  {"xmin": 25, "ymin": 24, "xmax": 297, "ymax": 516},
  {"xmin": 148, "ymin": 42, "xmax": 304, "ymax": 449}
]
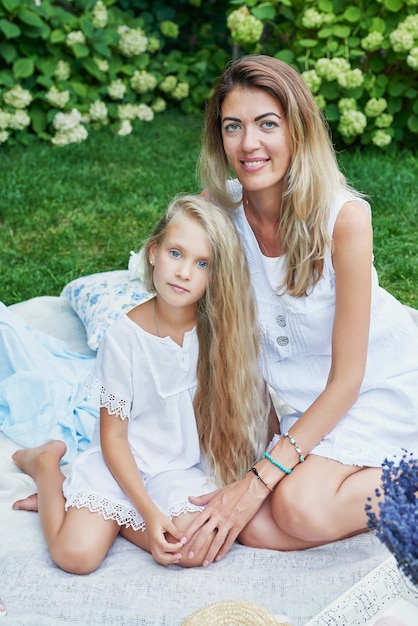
[
  {"xmin": 143, "ymin": 194, "xmax": 269, "ymax": 486},
  {"xmin": 198, "ymin": 54, "xmax": 358, "ymax": 296}
]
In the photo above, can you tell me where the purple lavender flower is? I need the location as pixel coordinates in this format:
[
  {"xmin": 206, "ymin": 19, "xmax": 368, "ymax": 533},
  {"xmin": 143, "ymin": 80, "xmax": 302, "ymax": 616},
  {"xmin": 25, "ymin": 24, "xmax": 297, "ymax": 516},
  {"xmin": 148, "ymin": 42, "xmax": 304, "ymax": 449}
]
[{"xmin": 365, "ymin": 451, "xmax": 418, "ymax": 586}]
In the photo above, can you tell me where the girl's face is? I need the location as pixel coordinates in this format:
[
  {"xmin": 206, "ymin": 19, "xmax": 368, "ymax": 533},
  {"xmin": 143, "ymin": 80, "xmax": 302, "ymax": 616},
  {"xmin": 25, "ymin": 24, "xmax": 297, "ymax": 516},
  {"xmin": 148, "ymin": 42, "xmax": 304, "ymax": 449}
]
[
  {"xmin": 149, "ymin": 215, "xmax": 211, "ymax": 309},
  {"xmin": 220, "ymin": 86, "xmax": 291, "ymax": 196}
]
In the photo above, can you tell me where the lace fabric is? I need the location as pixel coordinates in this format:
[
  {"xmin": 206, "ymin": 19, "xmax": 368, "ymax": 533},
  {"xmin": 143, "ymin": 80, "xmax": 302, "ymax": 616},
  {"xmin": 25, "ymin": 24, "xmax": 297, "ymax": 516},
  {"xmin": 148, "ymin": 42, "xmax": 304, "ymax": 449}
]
[{"xmin": 84, "ymin": 373, "xmax": 130, "ymax": 420}]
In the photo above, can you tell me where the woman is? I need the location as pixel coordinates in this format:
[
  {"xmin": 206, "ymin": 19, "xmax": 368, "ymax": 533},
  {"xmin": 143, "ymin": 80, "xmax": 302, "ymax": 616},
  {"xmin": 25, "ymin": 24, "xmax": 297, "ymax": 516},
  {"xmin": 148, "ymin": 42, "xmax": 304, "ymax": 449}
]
[{"xmin": 182, "ymin": 54, "xmax": 418, "ymax": 566}]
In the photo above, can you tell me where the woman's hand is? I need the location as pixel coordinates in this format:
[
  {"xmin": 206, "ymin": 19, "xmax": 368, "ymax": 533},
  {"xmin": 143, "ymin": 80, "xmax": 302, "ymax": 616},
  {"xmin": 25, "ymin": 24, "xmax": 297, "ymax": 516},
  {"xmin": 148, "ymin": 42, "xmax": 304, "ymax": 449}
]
[
  {"xmin": 145, "ymin": 509, "xmax": 187, "ymax": 566},
  {"xmin": 183, "ymin": 474, "xmax": 267, "ymax": 566}
]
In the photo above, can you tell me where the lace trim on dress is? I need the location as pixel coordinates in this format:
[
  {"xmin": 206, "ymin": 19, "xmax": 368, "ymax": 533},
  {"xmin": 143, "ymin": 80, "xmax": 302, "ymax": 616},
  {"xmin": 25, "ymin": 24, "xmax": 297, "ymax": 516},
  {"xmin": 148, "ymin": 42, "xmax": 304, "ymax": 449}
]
[
  {"xmin": 65, "ymin": 492, "xmax": 205, "ymax": 532},
  {"xmin": 84, "ymin": 373, "xmax": 130, "ymax": 420},
  {"xmin": 65, "ymin": 491, "xmax": 146, "ymax": 531}
]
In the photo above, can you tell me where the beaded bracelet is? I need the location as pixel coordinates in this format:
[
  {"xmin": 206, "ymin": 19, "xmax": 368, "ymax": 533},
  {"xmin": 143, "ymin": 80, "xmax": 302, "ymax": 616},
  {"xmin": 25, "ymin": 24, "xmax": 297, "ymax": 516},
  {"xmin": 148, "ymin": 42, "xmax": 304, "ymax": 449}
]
[
  {"xmin": 283, "ymin": 431, "xmax": 305, "ymax": 463},
  {"xmin": 263, "ymin": 452, "xmax": 293, "ymax": 475},
  {"xmin": 248, "ymin": 467, "xmax": 273, "ymax": 492}
]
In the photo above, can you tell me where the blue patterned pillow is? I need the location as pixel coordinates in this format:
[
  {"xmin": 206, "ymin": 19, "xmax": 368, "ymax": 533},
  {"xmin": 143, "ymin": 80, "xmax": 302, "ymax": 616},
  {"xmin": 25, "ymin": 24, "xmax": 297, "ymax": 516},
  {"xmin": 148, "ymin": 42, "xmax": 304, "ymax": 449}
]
[{"xmin": 61, "ymin": 269, "xmax": 151, "ymax": 351}]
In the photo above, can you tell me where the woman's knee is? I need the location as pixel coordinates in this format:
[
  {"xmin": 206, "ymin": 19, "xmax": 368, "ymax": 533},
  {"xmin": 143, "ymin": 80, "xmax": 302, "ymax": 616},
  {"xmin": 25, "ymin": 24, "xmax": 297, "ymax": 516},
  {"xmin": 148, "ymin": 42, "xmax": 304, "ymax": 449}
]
[{"xmin": 50, "ymin": 537, "xmax": 107, "ymax": 574}]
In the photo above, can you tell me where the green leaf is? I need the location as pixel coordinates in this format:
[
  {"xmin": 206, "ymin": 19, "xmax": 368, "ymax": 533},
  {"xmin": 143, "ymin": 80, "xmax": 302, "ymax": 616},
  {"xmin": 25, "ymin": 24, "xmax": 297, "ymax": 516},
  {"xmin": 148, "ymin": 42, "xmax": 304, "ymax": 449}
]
[
  {"xmin": 72, "ymin": 43, "xmax": 90, "ymax": 59},
  {"xmin": 0, "ymin": 41, "xmax": 16, "ymax": 64},
  {"xmin": 2, "ymin": 0, "xmax": 20, "ymax": 11},
  {"xmin": 36, "ymin": 58, "xmax": 56, "ymax": 78},
  {"xmin": 0, "ymin": 70, "xmax": 13, "ymax": 87},
  {"xmin": 406, "ymin": 115, "xmax": 418, "ymax": 134},
  {"xmin": 69, "ymin": 81, "xmax": 88, "ymax": 98},
  {"xmin": 30, "ymin": 104, "xmax": 47, "ymax": 133},
  {"xmin": 252, "ymin": 5, "xmax": 276, "ymax": 21},
  {"xmin": 12, "ymin": 57, "xmax": 34, "ymax": 79},
  {"xmin": 370, "ymin": 17, "xmax": 386, "ymax": 34},
  {"xmin": 383, "ymin": 0, "xmax": 403, "ymax": 11},
  {"xmin": 36, "ymin": 75, "xmax": 53, "ymax": 88},
  {"xmin": 79, "ymin": 15, "xmax": 94, "ymax": 39},
  {"xmin": 318, "ymin": 0, "xmax": 333, "ymax": 12},
  {"xmin": 92, "ymin": 42, "xmax": 111, "ymax": 58},
  {"xmin": 274, "ymin": 49, "xmax": 295, "ymax": 64},
  {"xmin": 333, "ymin": 25, "xmax": 351, "ymax": 38},
  {"xmin": 50, "ymin": 29, "xmax": 66, "ymax": 44},
  {"xmin": 82, "ymin": 57, "xmax": 105, "ymax": 81},
  {"xmin": 324, "ymin": 102, "xmax": 339, "ymax": 121},
  {"xmin": 18, "ymin": 8, "xmax": 44, "ymax": 28},
  {"xmin": 0, "ymin": 18, "xmax": 20, "ymax": 39},
  {"xmin": 343, "ymin": 7, "xmax": 362, "ymax": 23},
  {"xmin": 388, "ymin": 80, "xmax": 405, "ymax": 97},
  {"xmin": 298, "ymin": 39, "xmax": 319, "ymax": 48},
  {"xmin": 318, "ymin": 26, "xmax": 334, "ymax": 38}
]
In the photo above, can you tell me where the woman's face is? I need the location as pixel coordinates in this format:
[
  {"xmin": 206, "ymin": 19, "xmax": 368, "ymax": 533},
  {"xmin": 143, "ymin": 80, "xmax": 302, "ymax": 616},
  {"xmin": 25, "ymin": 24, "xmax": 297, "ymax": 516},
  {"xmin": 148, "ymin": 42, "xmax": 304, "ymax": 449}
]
[{"xmin": 220, "ymin": 86, "xmax": 291, "ymax": 196}]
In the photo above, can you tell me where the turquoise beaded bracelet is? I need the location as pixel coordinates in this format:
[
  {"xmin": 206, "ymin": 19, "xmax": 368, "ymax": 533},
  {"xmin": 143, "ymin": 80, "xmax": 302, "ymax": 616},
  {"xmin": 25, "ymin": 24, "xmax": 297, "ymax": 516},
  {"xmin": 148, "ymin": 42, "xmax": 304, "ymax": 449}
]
[
  {"xmin": 283, "ymin": 431, "xmax": 305, "ymax": 463},
  {"xmin": 263, "ymin": 452, "xmax": 293, "ymax": 475}
]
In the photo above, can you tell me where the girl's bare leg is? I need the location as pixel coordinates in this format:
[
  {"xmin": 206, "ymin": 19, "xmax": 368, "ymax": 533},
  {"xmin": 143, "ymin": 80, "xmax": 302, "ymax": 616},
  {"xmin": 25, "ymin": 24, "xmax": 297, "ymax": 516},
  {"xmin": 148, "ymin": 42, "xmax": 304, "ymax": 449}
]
[
  {"xmin": 121, "ymin": 511, "xmax": 216, "ymax": 568},
  {"xmin": 12, "ymin": 442, "xmax": 120, "ymax": 574},
  {"xmin": 240, "ymin": 456, "xmax": 381, "ymax": 551}
]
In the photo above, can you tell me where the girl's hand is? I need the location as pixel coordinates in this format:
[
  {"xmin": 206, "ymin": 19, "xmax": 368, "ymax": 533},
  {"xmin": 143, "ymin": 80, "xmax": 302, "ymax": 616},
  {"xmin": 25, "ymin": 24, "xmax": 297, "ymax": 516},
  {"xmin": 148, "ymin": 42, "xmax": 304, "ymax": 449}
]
[
  {"xmin": 145, "ymin": 510, "xmax": 187, "ymax": 566},
  {"xmin": 183, "ymin": 475, "xmax": 266, "ymax": 566}
]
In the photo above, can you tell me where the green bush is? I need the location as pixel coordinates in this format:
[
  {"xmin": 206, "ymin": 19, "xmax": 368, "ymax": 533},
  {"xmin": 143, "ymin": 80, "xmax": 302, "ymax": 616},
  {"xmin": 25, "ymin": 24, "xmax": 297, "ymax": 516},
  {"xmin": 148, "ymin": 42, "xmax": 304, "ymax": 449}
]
[
  {"xmin": 226, "ymin": 0, "xmax": 418, "ymax": 151},
  {"xmin": 0, "ymin": 0, "xmax": 229, "ymax": 146}
]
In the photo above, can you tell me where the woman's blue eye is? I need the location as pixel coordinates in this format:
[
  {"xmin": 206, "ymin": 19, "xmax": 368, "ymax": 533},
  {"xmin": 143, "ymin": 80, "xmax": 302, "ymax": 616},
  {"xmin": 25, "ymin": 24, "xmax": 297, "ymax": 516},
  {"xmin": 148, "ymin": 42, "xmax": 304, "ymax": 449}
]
[
  {"xmin": 262, "ymin": 120, "xmax": 276, "ymax": 129},
  {"xmin": 170, "ymin": 250, "xmax": 181, "ymax": 258},
  {"xmin": 198, "ymin": 260, "xmax": 208, "ymax": 268},
  {"xmin": 225, "ymin": 123, "xmax": 239, "ymax": 132}
]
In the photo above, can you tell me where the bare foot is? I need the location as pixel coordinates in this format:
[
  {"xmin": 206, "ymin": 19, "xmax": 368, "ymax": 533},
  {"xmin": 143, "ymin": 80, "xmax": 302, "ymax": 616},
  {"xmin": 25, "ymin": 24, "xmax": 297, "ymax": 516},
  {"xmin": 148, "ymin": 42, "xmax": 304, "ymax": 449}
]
[
  {"xmin": 13, "ymin": 493, "xmax": 39, "ymax": 511},
  {"xmin": 12, "ymin": 440, "xmax": 67, "ymax": 480}
]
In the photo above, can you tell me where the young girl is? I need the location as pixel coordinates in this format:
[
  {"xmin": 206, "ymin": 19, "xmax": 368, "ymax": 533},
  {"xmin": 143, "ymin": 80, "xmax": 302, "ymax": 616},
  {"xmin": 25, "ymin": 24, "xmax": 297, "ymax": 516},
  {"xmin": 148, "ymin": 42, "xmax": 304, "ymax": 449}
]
[
  {"xmin": 12, "ymin": 194, "xmax": 269, "ymax": 571},
  {"xmin": 182, "ymin": 54, "xmax": 418, "ymax": 565}
]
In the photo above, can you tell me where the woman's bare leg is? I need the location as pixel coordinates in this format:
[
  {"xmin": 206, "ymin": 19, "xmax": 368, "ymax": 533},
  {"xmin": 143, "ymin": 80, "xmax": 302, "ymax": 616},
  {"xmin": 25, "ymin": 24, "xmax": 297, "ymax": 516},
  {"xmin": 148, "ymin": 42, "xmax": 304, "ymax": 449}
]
[
  {"xmin": 12, "ymin": 442, "xmax": 120, "ymax": 574},
  {"xmin": 240, "ymin": 456, "xmax": 381, "ymax": 551}
]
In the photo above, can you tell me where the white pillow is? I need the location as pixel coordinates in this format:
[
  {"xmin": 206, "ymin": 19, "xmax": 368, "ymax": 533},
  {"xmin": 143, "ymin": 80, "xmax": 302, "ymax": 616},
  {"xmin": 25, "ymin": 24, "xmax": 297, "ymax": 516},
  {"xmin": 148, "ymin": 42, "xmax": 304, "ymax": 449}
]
[{"xmin": 61, "ymin": 269, "xmax": 151, "ymax": 351}]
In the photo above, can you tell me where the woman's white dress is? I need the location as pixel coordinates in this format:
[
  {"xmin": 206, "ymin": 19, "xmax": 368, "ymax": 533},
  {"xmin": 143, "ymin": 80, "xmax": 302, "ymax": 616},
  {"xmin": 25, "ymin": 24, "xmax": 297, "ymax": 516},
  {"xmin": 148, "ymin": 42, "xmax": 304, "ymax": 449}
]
[
  {"xmin": 229, "ymin": 179, "xmax": 418, "ymax": 467},
  {"xmin": 63, "ymin": 314, "xmax": 214, "ymax": 531}
]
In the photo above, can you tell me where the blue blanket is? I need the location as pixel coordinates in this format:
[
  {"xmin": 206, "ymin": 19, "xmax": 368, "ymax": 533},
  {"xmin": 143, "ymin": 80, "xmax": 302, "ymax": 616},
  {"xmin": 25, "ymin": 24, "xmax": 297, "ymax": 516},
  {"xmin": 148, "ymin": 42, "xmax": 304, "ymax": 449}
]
[{"xmin": 0, "ymin": 302, "xmax": 98, "ymax": 463}]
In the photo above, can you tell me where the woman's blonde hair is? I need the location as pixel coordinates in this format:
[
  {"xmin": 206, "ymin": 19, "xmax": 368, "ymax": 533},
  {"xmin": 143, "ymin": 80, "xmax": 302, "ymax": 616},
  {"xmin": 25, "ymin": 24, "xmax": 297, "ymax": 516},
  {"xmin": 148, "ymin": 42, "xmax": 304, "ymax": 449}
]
[
  {"xmin": 198, "ymin": 54, "xmax": 357, "ymax": 296},
  {"xmin": 143, "ymin": 194, "xmax": 269, "ymax": 486}
]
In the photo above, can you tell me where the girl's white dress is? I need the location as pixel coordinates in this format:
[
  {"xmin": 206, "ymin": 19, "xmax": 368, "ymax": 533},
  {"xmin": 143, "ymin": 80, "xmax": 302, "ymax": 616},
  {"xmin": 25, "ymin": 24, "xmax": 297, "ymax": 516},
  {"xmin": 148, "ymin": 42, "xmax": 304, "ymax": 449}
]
[
  {"xmin": 63, "ymin": 314, "xmax": 214, "ymax": 531},
  {"xmin": 229, "ymin": 180, "xmax": 418, "ymax": 467}
]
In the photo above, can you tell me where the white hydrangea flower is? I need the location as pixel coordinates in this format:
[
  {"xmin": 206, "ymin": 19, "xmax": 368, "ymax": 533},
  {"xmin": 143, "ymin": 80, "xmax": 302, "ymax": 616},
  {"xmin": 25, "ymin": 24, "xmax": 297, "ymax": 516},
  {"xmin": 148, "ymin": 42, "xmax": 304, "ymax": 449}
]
[
  {"xmin": 8, "ymin": 110, "xmax": 31, "ymax": 130},
  {"xmin": 147, "ymin": 37, "xmax": 160, "ymax": 53},
  {"xmin": 53, "ymin": 108, "xmax": 82, "ymax": 131},
  {"xmin": 406, "ymin": 47, "xmax": 418, "ymax": 69},
  {"xmin": 314, "ymin": 94, "xmax": 326, "ymax": 109},
  {"xmin": 338, "ymin": 109, "xmax": 367, "ymax": 137},
  {"xmin": 137, "ymin": 104, "xmax": 154, "ymax": 122},
  {"xmin": 302, "ymin": 8, "xmax": 325, "ymax": 29},
  {"xmin": 52, "ymin": 123, "xmax": 88, "ymax": 146},
  {"xmin": 117, "ymin": 25, "xmax": 148, "ymax": 57},
  {"xmin": 45, "ymin": 86, "xmax": 70, "ymax": 109},
  {"xmin": 3, "ymin": 85, "xmax": 33, "ymax": 109},
  {"xmin": 361, "ymin": 31, "xmax": 384, "ymax": 52},
  {"xmin": 227, "ymin": 6, "xmax": 263, "ymax": 45},
  {"xmin": 118, "ymin": 119, "xmax": 132, "ymax": 136},
  {"xmin": 375, "ymin": 113, "xmax": 393, "ymax": 128},
  {"xmin": 372, "ymin": 130, "xmax": 392, "ymax": 147},
  {"xmin": 89, "ymin": 100, "xmax": 108, "ymax": 122},
  {"xmin": 107, "ymin": 79, "xmax": 127, "ymax": 100},
  {"xmin": 54, "ymin": 60, "xmax": 71, "ymax": 81},
  {"xmin": 159, "ymin": 75, "xmax": 177, "ymax": 93},
  {"xmin": 301, "ymin": 69, "xmax": 321, "ymax": 94},
  {"xmin": 151, "ymin": 97, "xmax": 166, "ymax": 113},
  {"xmin": 337, "ymin": 68, "xmax": 364, "ymax": 89},
  {"xmin": 365, "ymin": 98, "xmax": 387, "ymax": 117},
  {"xmin": 66, "ymin": 30, "xmax": 86, "ymax": 47},
  {"xmin": 315, "ymin": 57, "xmax": 350, "ymax": 81},
  {"xmin": 390, "ymin": 15, "xmax": 418, "ymax": 52},
  {"xmin": 338, "ymin": 98, "xmax": 357, "ymax": 113},
  {"xmin": 172, "ymin": 82, "xmax": 189, "ymax": 100},
  {"xmin": 130, "ymin": 70, "xmax": 157, "ymax": 94},
  {"xmin": 0, "ymin": 109, "xmax": 11, "ymax": 128},
  {"xmin": 92, "ymin": 1, "xmax": 107, "ymax": 29},
  {"xmin": 94, "ymin": 57, "xmax": 109, "ymax": 73},
  {"xmin": 118, "ymin": 103, "xmax": 139, "ymax": 120},
  {"xmin": 0, "ymin": 129, "xmax": 9, "ymax": 143}
]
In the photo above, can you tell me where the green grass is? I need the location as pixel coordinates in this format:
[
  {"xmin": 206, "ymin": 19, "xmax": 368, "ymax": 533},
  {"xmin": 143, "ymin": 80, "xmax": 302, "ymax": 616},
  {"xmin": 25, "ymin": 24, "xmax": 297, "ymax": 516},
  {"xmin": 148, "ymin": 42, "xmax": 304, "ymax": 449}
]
[{"xmin": 1, "ymin": 111, "xmax": 417, "ymax": 308}]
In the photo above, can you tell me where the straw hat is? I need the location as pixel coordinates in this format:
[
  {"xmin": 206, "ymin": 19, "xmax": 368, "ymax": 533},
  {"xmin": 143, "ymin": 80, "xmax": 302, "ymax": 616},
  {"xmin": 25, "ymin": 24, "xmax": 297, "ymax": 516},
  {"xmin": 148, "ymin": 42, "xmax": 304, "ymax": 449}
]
[{"xmin": 181, "ymin": 600, "xmax": 292, "ymax": 625}]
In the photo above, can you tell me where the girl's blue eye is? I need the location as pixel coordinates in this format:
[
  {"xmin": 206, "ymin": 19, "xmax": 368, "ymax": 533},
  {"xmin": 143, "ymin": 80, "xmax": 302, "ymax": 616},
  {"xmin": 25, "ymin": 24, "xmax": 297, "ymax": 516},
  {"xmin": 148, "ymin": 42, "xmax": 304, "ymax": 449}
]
[
  {"xmin": 198, "ymin": 260, "xmax": 208, "ymax": 269},
  {"xmin": 170, "ymin": 250, "xmax": 181, "ymax": 258}
]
